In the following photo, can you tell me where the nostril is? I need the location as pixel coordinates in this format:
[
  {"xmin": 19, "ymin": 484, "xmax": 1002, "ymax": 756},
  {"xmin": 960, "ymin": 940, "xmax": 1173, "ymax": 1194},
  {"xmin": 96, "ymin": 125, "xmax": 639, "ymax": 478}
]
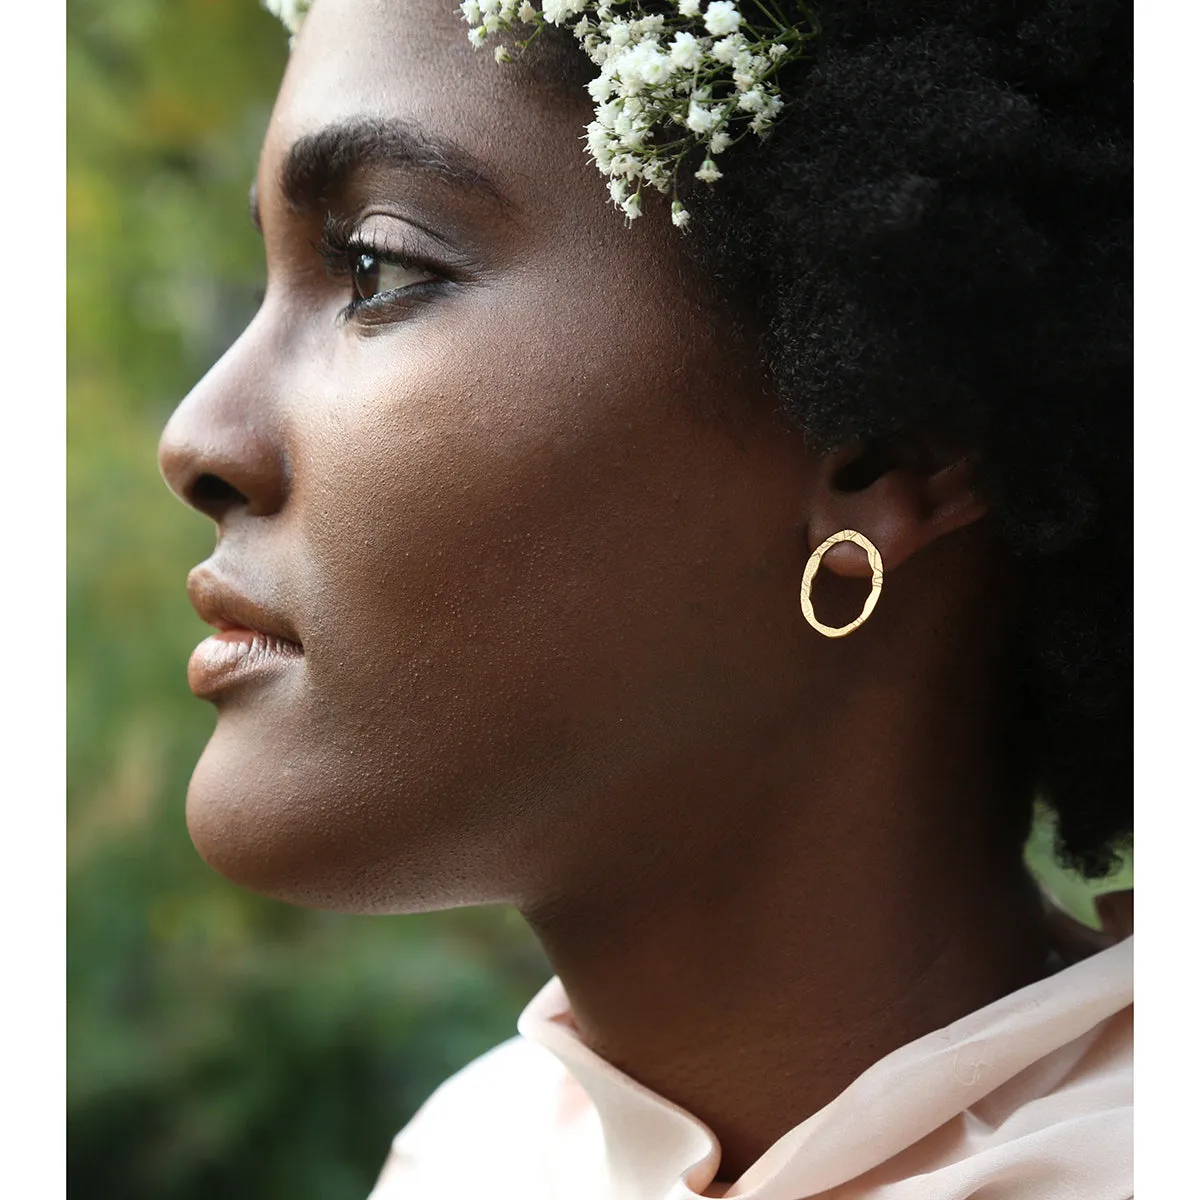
[{"xmin": 189, "ymin": 472, "xmax": 249, "ymax": 518}]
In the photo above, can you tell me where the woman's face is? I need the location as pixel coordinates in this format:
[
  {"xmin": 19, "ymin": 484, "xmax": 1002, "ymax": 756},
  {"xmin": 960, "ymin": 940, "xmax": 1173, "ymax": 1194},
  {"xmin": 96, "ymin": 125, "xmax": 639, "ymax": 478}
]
[{"xmin": 159, "ymin": 0, "xmax": 824, "ymax": 912}]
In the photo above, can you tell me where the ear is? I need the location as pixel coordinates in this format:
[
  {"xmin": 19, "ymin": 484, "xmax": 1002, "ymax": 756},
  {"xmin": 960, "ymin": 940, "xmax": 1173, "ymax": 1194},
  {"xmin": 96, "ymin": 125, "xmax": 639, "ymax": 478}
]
[{"xmin": 807, "ymin": 438, "xmax": 988, "ymax": 578}]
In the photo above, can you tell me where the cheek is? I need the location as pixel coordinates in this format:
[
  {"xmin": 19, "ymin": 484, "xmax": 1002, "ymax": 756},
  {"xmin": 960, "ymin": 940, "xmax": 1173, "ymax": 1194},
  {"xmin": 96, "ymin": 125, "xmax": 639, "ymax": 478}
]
[{"xmin": 286, "ymin": 287, "xmax": 793, "ymax": 786}]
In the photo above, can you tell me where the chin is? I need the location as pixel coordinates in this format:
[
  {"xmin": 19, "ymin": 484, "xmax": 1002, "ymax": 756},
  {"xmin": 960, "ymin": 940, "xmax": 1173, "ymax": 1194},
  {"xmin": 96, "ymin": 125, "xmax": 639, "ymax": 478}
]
[{"xmin": 182, "ymin": 727, "xmax": 499, "ymax": 915}]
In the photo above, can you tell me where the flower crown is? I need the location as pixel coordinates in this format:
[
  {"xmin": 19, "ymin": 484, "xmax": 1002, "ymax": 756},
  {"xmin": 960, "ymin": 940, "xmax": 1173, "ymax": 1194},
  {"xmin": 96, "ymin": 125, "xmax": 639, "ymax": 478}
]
[{"xmin": 263, "ymin": 0, "xmax": 818, "ymax": 229}]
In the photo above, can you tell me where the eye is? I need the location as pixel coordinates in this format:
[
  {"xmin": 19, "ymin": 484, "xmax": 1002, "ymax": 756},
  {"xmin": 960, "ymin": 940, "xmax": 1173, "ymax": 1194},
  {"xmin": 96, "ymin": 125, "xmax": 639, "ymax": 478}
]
[{"xmin": 350, "ymin": 250, "xmax": 436, "ymax": 302}]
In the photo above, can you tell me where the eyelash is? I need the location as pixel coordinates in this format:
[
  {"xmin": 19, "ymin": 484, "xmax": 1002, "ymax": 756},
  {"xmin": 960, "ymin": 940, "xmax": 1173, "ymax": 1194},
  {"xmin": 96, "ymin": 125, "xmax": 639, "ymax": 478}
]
[{"xmin": 315, "ymin": 215, "xmax": 442, "ymax": 319}]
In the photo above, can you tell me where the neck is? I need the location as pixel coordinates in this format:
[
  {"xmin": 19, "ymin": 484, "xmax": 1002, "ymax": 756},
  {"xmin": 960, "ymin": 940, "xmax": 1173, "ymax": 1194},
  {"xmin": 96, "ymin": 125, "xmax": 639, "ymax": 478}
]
[{"xmin": 520, "ymin": 655, "xmax": 1048, "ymax": 1179}]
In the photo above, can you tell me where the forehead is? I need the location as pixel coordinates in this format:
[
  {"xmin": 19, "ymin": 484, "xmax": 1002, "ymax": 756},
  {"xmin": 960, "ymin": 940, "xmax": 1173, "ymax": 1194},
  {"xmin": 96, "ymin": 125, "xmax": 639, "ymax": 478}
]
[{"xmin": 265, "ymin": 0, "xmax": 603, "ymax": 234}]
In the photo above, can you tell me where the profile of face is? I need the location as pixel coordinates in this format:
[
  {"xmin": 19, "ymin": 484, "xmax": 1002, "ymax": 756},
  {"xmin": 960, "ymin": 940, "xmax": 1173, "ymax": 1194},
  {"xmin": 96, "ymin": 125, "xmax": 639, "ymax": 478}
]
[{"xmin": 159, "ymin": 0, "xmax": 981, "ymax": 916}]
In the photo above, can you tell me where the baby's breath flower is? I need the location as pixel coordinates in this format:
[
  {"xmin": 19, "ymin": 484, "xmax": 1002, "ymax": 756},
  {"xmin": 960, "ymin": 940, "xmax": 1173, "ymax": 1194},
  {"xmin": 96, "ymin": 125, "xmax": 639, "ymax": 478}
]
[
  {"xmin": 618, "ymin": 42, "xmax": 673, "ymax": 89},
  {"xmin": 359, "ymin": 0, "xmax": 821, "ymax": 229},
  {"xmin": 542, "ymin": 0, "xmax": 586, "ymax": 24},
  {"xmin": 632, "ymin": 14, "xmax": 666, "ymax": 36},
  {"xmin": 685, "ymin": 100, "xmax": 720, "ymax": 133},
  {"xmin": 737, "ymin": 86, "xmax": 766, "ymax": 112},
  {"xmin": 711, "ymin": 34, "xmax": 745, "ymax": 65},
  {"xmin": 669, "ymin": 31, "xmax": 702, "ymax": 70},
  {"xmin": 703, "ymin": 1, "xmax": 742, "ymax": 37},
  {"xmin": 587, "ymin": 71, "xmax": 617, "ymax": 103}
]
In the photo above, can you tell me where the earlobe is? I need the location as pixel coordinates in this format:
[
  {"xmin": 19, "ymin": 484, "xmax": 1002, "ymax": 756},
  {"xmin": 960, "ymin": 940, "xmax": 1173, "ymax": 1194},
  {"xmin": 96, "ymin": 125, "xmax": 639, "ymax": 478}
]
[{"xmin": 807, "ymin": 442, "xmax": 988, "ymax": 579}]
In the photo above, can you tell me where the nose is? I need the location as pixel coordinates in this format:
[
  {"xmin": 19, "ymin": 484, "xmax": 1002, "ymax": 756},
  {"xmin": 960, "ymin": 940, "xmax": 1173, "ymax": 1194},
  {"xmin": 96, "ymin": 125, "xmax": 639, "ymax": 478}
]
[{"xmin": 158, "ymin": 326, "xmax": 289, "ymax": 523}]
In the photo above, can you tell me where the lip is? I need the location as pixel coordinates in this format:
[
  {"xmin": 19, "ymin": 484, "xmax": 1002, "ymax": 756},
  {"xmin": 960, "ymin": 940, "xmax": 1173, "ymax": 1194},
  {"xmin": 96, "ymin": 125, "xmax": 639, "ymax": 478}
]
[{"xmin": 186, "ymin": 566, "xmax": 304, "ymax": 699}]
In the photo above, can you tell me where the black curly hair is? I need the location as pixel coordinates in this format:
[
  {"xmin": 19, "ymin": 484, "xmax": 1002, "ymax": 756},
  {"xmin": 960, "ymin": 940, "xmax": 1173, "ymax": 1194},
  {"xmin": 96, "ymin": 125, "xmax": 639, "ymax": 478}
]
[
  {"xmin": 538, "ymin": 0, "xmax": 1132, "ymax": 877},
  {"xmin": 688, "ymin": 0, "xmax": 1132, "ymax": 878}
]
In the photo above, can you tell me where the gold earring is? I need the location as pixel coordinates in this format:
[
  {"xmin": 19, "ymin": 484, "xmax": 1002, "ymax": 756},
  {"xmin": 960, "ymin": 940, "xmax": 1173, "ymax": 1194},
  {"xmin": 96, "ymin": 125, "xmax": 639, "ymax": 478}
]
[{"xmin": 800, "ymin": 530, "xmax": 884, "ymax": 638}]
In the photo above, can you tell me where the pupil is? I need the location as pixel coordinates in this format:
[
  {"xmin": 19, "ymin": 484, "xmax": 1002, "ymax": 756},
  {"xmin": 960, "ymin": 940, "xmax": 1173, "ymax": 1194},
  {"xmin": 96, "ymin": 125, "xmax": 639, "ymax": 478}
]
[{"xmin": 353, "ymin": 252, "xmax": 379, "ymax": 300}]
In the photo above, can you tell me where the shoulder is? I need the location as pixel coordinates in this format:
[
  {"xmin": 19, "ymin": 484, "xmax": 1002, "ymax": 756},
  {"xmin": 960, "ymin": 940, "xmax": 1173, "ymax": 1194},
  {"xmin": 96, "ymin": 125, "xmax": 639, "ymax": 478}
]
[{"xmin": 367, "ymin": 1036, "xmax": 574, "ymax": 1199}]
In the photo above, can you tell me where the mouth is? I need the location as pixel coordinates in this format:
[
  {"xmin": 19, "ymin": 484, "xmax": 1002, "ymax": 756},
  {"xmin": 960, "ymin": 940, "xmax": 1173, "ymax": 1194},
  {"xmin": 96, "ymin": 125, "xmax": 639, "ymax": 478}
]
[{"xmin": 186, "ymin": 566, "xmax": 304, "ymax": 699}]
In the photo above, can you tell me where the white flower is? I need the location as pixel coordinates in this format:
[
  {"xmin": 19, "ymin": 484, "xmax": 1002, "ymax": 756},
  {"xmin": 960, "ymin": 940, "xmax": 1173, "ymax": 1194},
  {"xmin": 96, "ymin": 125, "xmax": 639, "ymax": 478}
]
[
  {"xmin": 671, "ymin": 200, "xmax": 691, "ymax": 228},
  {"xmin": 769, "ymin": 41, "xmax": 789, "ymax": 60},
  {"xmin": 573, "ymin": 15, "xmax": 594, "ymax": 38},
  {"xmin": 614, "ymin": 109, "xmax": 648, "ymax": 148},
  {"xmin": 737, "ymin": 87, "xmax": 766, "ymax": 112},
  {"xmin": 494, "ymin": 43, "xmax": 512, "ymax": 63},
  {"xmin": 619, "ymin": 42, "xmax": 673, "ymax": 89},
  {"xmin": 695, "ymin": 157, "xmax": 723, "ymax": 182},
  {"xmin": 595, "ymin": 99, "xmax": 621, "ymax": 127},
  {"xmin": 459, "ymin": 0, "xmax": 482, "ymax": 24},
  {"xmin": 677, "ymin": 0, "xmax": 701, "ymax": 16},
  {"xmin": 467, "ymin": 24, "xmax": 487, "ymax": 47},
  {"xmin": 669, "ymin": 31, "xmax": 702, "ymax": 71},
  {"xmin": 483, "ymin": 13, "xmax": 501, "ymax": 32},
  {"xmin": 711, "ymin": 34, "xmax": 745, "ymax": 65},
  {"xmin": 703, "ymin": 1, "xmax": 742, "ymax": 37},
  {"xmin": 608, "ymin": 176, "xmax": 628, "ymax": 205},
  {"xmin": 610, "ymin": 152, "xmax": 641, "ymax": 180},
  {"xmin": 587, "ymin": 71, "xmax": 617, "ymax": 103},
  {"xmin": 749, "ymin": 112, "xmax": 773, "ymax": 134},
  {"xmin": 518, "ymin": 0, "xmax": 537, "ymax": 19},
  {"xmin": 631, "ymin": 15, "xmax": 666, "ymax": 37},
  {"xmin": 644, "ymin": 159, "xmax": 670, "ymax": 190},
  {"xmin": 586, "ymin": 120, "xmax": 608, "ymax": 155},
  {"xmin": 621, "ymin": 191, "xmax": 643, "ymax": 220},
  {"xmin": 685, "ymin": 100, "xmax": 719, "ymax": 133},
  {"xmin": 708, "ymin": 129, "xmax": 732, "ymax": 154},
  {"xmin": 542, "ymin": 0, "xmax": 586, "ymax": 25},
  {"xmin": 607, "ymin": 19, "xmax": 631, "ymax": 48},
  {"xmin": 480, "ymin": 0, "xmax": 500, "ymax": 15}
]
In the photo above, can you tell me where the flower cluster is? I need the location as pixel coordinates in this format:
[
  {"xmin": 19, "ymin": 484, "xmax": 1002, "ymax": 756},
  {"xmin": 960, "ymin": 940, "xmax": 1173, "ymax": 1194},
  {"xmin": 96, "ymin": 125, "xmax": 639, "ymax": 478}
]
[
  {"xmin": 260, "ymin": 0, "xmax": 818, "ymax": 229},
  {"xmin": 462, "ymin": 0, "xmax": 816, "ymax": 227}
]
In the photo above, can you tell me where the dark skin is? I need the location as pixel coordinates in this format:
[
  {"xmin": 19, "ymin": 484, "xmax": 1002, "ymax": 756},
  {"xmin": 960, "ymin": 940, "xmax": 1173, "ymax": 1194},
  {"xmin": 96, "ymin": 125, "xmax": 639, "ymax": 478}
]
[{"xmin": 158, "ymin": 0, "xmax": 1050, "ymax": 1180}]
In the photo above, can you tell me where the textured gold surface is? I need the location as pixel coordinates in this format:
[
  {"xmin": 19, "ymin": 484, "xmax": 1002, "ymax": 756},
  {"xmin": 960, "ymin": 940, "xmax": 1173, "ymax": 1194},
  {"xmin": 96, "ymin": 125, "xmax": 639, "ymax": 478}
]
[{"xmin": 800, "ymin": 529, "xmax": 884, "ymax": 638}]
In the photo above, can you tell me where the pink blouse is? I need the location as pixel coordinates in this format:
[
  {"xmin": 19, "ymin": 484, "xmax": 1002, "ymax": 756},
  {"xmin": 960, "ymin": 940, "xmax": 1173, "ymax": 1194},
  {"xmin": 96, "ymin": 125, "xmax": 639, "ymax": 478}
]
[{"xmin": 370, "ymin": 935, "xmax": 1132, "ymax": 1199}]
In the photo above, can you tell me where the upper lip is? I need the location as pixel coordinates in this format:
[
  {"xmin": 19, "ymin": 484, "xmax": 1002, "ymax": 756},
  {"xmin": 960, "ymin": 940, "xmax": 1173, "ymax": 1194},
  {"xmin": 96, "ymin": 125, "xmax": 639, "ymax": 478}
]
[{"xmin": 187, "ymin": 565, "xmax": 303, "ymax": 648}]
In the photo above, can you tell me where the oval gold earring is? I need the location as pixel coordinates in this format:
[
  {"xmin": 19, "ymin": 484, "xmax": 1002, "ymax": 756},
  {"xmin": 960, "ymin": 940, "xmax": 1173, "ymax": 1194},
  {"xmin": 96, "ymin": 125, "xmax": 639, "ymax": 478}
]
[{"xmin": 800, "ymin": 530, "xmax": 884, "ymax": 638}]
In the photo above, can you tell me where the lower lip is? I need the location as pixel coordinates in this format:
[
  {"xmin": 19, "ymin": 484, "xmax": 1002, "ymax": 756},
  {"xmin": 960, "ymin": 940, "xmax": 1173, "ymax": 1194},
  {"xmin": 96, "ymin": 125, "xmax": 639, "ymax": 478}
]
[{"xmin": 188, "ymin": 629, "xmax": 303, "ymax": 698}]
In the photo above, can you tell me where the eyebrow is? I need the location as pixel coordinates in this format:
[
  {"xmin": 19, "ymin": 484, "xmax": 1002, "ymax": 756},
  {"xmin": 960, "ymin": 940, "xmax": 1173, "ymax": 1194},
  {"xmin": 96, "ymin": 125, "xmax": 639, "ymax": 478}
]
[{"xmin": 249, "ymin": 116, "xmax": 512, "ymax": 229}]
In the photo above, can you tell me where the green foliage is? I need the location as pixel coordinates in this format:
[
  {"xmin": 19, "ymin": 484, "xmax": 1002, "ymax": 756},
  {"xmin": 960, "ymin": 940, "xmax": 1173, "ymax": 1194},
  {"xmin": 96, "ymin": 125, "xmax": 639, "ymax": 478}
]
[{"xmin": 68, "ymin": 3, "xmax": 549, "ymax": 1196}]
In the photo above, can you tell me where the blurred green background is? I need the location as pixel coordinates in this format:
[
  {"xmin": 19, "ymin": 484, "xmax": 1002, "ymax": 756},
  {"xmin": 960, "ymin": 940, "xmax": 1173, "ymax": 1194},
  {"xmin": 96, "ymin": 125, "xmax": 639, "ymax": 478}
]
[{"xmin": 66, "ymin": 2, "xmax": 1130, "ymax": 1197}]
